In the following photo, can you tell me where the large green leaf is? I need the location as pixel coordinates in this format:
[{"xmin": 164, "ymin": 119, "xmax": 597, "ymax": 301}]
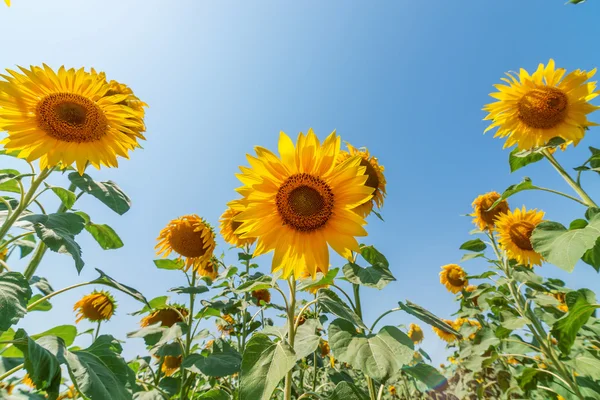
[
  {"xmin": 552, "ymin": 289, "xmax": 598, "ymax": 354},
  {"xmin": 532, "ymin": 216, "xmax": 600, "ymax": 272},
  {"xmin": 318, "ymin": 289, "xmax": 366, "ymax": 330},
  {"xmin": 293, "ymin": 319, "xmax": 321, "ymax": 360},
  {"xmin": 328, "ymin": 381, "xmax": 369, "ymax": 400},
  {"xmin": 582, "ymin": 237, "xmax": 600, "ymax": 272},
  {"xmin": 508, "ymin": 148, "xmax": 543, "ymax": 172},
  {"xmin": 459, "ymin": 239, "xmax": 487, "ymax": 252},
  {"xmin": 0, "ymin": 271, "xmax": 32, "ymax": 331},
  {"xmin": 20, "ymin": 213, "xmax": 86, "ymax": 272},
  {"xmin": 68, "ymin": 173, "xmax": 131, "ymax": 215},
  {"xmin": 328, "ymin": 319, "xmax": 414, "ymax": 382},
  {"xmin": 47, "ymin": 185, "xmax": 76, "ymax": 210},
  {"xmin": 297, "ymin": 268, "xmax": 338, "ymax": 292},
  {"xmin": 239, "ymin": 334, "xmax": 296, "ymax": 400},
  {"xmin": 13, "ymin": 329, "xmax": 61, "ymax": 398},
  {"xmin": 182, "ymin": 339, "xmax": 241, "ymax": 376},
  {"xmin": 32, "ymin": 325, "xmax": 77, "ymax": 346},
  {"xmin": 397, "ymin": 300, "xmax": 461, "ymax": 337},
  {"xmin": 234, "ymin": 274, "xmax": 275, "ymax": 294},
  {"xmin": 91, "ymin": 268, "xmax": 149, "ymax": 306},
  {"xmin": 169, "ymin": 285, "xmax": 209, "ymax": 294},
  {"xmin": 359, "ymin": 245, "xmax": 389, "ymax": 269},
  {"xmin": 342, "ymin": 263, "xmax": 395, "ymax": 289},
  {"xmin": 489, "ymin": 178, "xmax": 539, "ymax": 210},
  {"xmin": 566, "ymin": 350, "xmax": 600, "ymax": 380},
  {"xmin": 402, "ymin": 363, "xmax": 447, "ymax": 389},
  {"xmin": 86, "ymin": 223, "xmax": 124, "ymax": 250}
]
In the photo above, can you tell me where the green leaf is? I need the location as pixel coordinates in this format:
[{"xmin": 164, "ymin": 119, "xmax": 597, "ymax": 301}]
[
  {"xmin": 570, "ymin": 219, "xmax": 589, "ymax": 230},
  {"xmin": 342, "ymin": 263, "xmax": 395, "ymax": 289},
  {"xmin": 0, "ymin": 196, "xmax": 18, "ymax": 211},
  {"xmin": 582, "ymin": 237, "xmax": 600, "ymax": 272},
  {"xmin": 0, "ymin": 169, "xmax": 22, "ymax": 193},
  {"xmin": 489, "ymin": 178, "xmax": 539, "ymax": 210},
  {"xmin": 566, "ymin": 350, "xmax": 600, "ymax": 380},
  {"xmin": 402, "ymin": 363, "xmax": 447, "ymax": 389},
  {"xmin": 133, "ymin": 390, "xmax": 167, "ymax": 400},
  {"xmin": 318, "ymin": 289, "xmax": 367, "ymax": 330},
  {"xmin": 397, "ymin": 300, "xmax": 461, "ymax": 337},
  {"xmin": 29, "ymin": 276, "xmax": 54, "ymax": 296},
  {"xmin": 517, "ymin": 368, "xmax": 539, "ymax": 391},
  {"xmin": 182, "ymin": 339, "xmax": 241, "ymax": 376},
  {"xmin": 532, "ymin": 215, "xmax": 600, "ymax": 272},
  {"xmin": 31, "ymin": 325, "xmax": 77, "ymax": 347},
  {"xmin": 234, "ymin": 274, "xmax": 275, "ymax": 294},
  {"xmin": 328, "ymin": 319, "xmax": 414, "ymax": 382},
  {"xmin": 297, "ymin": 268, "xmax": 338, "ymax": 291},
  {"xmin": 509, "ymin": 148, "xmax": 544, "ymax": 172},
  {"xmin": 197, "ymin": 389, "xmax": 230, "ymax": 400},
  {"xmin": 17, "ymin": 233, "xmax": 36, "ymax": 258},
  {"xmin": 91, "ymin": 268, "xmax": 149, "ymax": 306},
  {"xmin": 0, "ymin": 271, "xmax": 32, "ymax": 331},
  {"xmin": 153, "ymin": 259, "xmax": 184, "ymax": 270},
  {"xmin": 239, "ymin": 334, "xmax": 296, "ymax": 400},
  {"xmin": 169, "ymin": 285, "xmax": 209, "ymax": 294},
  {"xmin": 47, "ymin": 185, "xmax": 76, "ymax": 210},
  {"xmin": 157, "ymin": 322, "xmax": 188, "ymax": 346},
  {"xmin": 293, "ymin": 319, "xmax": 321, "ymax": 360},
  {"xmin": 13, "ymin": 329, "xmax": 61, "ymax": 397},
  {"xmin": 154, "ymin": 342, "xmax": 181, "ymax": 357},
  {"xmin": 86, "ymin": 223, "xmax": 124, "ymax": 250},
  {"xmin": 459, "ymin": 239, "xmax": 487, "ymax": 252},
  {"xmin": 68, "ymin": 173, "xmax": 131, "ymax": 215},
  {"xmin": 328, "ymin": 381, "xmax": 369, "ymax": 400},
  {"xmin": 359, "ymin": 245, "xmax": 389, "ymax": 268},
  {"xmin": 552, "ymin": 289, "xmax": 598, "ymax": 354},
  {"xmin": 27, "ymin": 294, "xmax": 52, "ymax": 312}
]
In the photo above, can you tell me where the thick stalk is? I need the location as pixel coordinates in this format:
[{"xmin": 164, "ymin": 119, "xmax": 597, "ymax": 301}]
[
  {"xmin": 180, "ymin": 272, "xmax": 197, "ymax": 400},
  {"xmin": 94, "ymin": 321, "xmax": 102, "ymax": 341},
  {"xmin": 284, "ymin": 278, "xmax": 297, "ymax": 400},
  {"xmin": 240, "ymin": 252, "xmax": 252, "ymax": 353},
  {"xmin": 543, "ymin": 149, "xmax": 598, "ymax": 207},
  {"xmin": 353, "ymin": 283, "xmax": 377, "ymax": 400},
  {"xmin": 0, "ymin": 363, "xmax": 23, "ymax": 381},
  {"xmin": 312, "ymin": 296, "xmax": 319, "ymax": 392}
]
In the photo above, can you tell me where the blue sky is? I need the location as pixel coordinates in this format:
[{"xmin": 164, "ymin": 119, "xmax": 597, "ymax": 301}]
[{"xmin": 3, "ymin": 0, "xmax": 600, "ymax": 367}]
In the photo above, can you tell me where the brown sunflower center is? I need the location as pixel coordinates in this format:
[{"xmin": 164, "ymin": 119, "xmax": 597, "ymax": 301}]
[
  {"xmin": 276, "ymin": 173, "xmax": 334, "ymax": 232},
  {"xmin": 447, "ymin": 270, "xmax": 466, "ymax": 287},
  {"xmin": 478, "ymin": 195, "xmax": 508, "ymax": 225},
  {"xmin": 518, "ymin": 88, "xmax": 568, "ymax": 129},
  {"xmin": 360, "ymin": 158, "xmax": 380, "ymax": 189},
  {"xmin": 36, "ymin": 93, "xmax": 108, "ymax": 143},
  {"xmin": 509, "ymin": 221, "xmax": 535, "ymax": 251},
  {"xmin": 169, "ymin": 223, "xmax": 209, "ymax": 258}
]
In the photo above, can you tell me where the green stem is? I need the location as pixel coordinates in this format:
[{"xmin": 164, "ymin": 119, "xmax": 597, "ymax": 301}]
[
  {"xmin": 136, "ymin": 379, "xmax": 170, "ymax": 398},
  {"xmin": 369, "ymin": 308, "xmax": 401, "ymax": 333},
  {"xmin": 352, "ymin": 283, "xmax": 377, "ymax": 400},
  {"xmin": 0, "ymin": 231, "xmax": 35, "ymax": 252},
  {"xmin": 312, "ymin": 295, "xmax": 319, "ymax": 393},
  {"xmin": 240, "ymin": 252, "xmax": 252, "ymax": 354},
  {"xmin": 535, "ymin": 186, "xmax": 589, "ymax": 206},
  {"xmin": 94, "ymin": 321, "xmax": 102, "ymax": 341},
  {"xmin": 27, "ymin": 282, "xmax": 91, "ymax": 311},
  {"xmin": 0, "ymin": 363, "xmax": 23, "ymax": 381},
  {"xmin": 284, "ymin": 278, "xmax": 297, "ymax": 400},
  {"xmin": 180, "ymin": 272, "xmax": 197, "ymax": 400},
  {"xmin": 543, "ymin": 149, "xmax": 598, "ymax": 207}
]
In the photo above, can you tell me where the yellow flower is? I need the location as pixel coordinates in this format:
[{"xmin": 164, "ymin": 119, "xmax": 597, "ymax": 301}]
[
  {"xmin": 507, "ymin": 357, "xmax": 519, "ymax": 366},
  {"xmin": 319, "ymin": 340, "xmax": 331, "ymax": 357},
  {"xmin": 432, "ymin": 319, "xmax": 457, "ymax": 343},
  {"xmin": 471, "ymin": 192, "xmax": 509, "ymax": 231},
  {"xmin": 205, "ymin": 339, "xmax": 214, "ymax": 349},
  {"xmin": 22, "ymin": 374, "xmax": 35, "ymax": 388},
  {"xmin": 156, "ymin": 215, "xmax": 216, "ymax": 274},
  {"xmin": 217, "ymin": 314, "xmax": 235, "ymax": 335},
  {"xmin": 0, "ymin": 65, "xmax": 146, "ymax": 174},
  {"xmin": 0, "ymin": 248, "xmax": 7, "ymax": 262},
  {"xmin": 407, "ymin": 323, "xmax": 424, "ymax": 344},
  {"xmin": 496, "ymin": 207, "xmax": 545, "ymax": 267},
  {"xmin": 73, "ymin": 290, "xmax": 116, "ymax": 323},
  {"xmin": 1, "ymin": 382, "xmax": 14, "ymax": 394},
  {"xmin": 140, "ymin": 307, "xmax": 188, "ymax": 328},
  {"xmin": 197, "ymin": 257, "xmax": 219, "ymax": 280},
  {"xmin": 57, "ymin": 385, "xmax": 77, "ymax": 400},
  {"xmin": 453, "ymin": 318, "xmax": 481, "ymax": 340},
  {"xmin": 557, "ymin": 396, "xmax": 566, "ymax": 400},
  {"xmin": 296, "ymin": 314, "xmax": 307, "ymax": 327},
  {"xmin": 220, "ymin": 206, "xmax": 256, "ymax": 248},
  {"xmin": 413, "ymin": 351, "xmax": 423, "ymax": 364},
  {"xmin": 484, "ymin": 59, "xmax": 600, "ymax": 150},
  {"xmin": 4, "ymin": 1, "xmax": 10, "ymax": 7},
  {"xmin": 336, "ymin": 143, "xmax": 386, "ymax": 218},
  {"xmin": 329, "ymin": 355, "xmax": 335, "ymax": 368},
  {"xmin": 389, "ymin": 385, "xmax": 397, "ymax": 397},
  {"xmin": 448, "ymin": 356, "xmax": 457, "ymax": 364},
  {"xmin": 161, "ymin": 356, "xmax": 182, "ymax": 376},
  {"xmin": 552, "ymin": 292, "xmax": 569, "ymax": 313},
  {"xmin": 252, "ymin": 289, "xmax": 271, "ymax": 304},
  {"xmin": 232, "ymin": 129, "xmax": 373, "ymax": 278},
  {"xmin": 439, "ymin": 264, "xmax": 468, "ymax": 294}
]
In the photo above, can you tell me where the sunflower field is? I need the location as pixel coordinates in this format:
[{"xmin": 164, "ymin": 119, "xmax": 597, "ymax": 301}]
[{"xmin": 1, "ymin": 1, "xmax": 600, "ymax": 400}]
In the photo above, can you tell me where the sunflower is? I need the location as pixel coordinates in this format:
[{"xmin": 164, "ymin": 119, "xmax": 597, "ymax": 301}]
[
  {"xmin": 389, "ymin": 385, "xmax": 397, "ymax": 397},
  {"xmin": 251, "ymin": 289, "xmax": 271, "ymax": 304},
  {"xmin": 0, "ymin": 248, "xmax": 7, "ymax": 262},
  {"xmin": 0, "ymin": 65, "xmax": 146, "ymax": 174},
  {"xmin": 73, "ymin": 290, "xmax": 116, "ymax": 323},
  {"xmin": 496, "ymin": 207, "xmax": 545, "ymax": 267},
  {"xmin": 205, "ymin": 339, "xmax": 214, "ymax": 349},
  {"xmin": 0, "ymin": 382, "xmax": 14, "ymax": 395},
  {"xmin": 216, "ymin": 314, "xmax": 235, "ymax": 335},
  {"xmin": 552, "ymin": 292, "xmax": 569, "ymax": 313},
  {"xmin": 432, "ymin": 319, "xmax": 457, "ymax": 343},
  {"xmin": 337, "ymin": 143, "xmax": 386, "ymax": 217},
  {"xmin": 453, "ymin": 318, "xmax": 481, "ymax": 340},
  {"xmin": 155, "ymin": 215, "xmax": 216, "ymax": 274},
  {"xmin": 3, "ymin": 0, "xmax": 9, "ymax": 7},
  {"xmin": 507, "ymin": 357, "xmax": 520, "ymax": 366},
  {"xmin": 232, "ymin": 129, "xmax": 374, "ymax": 278},
  {"xmin": 412, "ymin": 351, "xmax": 423, "ymax": 364},
  {"xmin": 448, "ymin": 356, "xmax": 457, "ymax": 364},
  {"xmin": 471, "ymin": 192, "xmax": 509, "ymax": 231},
  {"xmin": 140, "ymin": 306, "xmax": 188, "ymax": 328},
  {"xmin": 439, "ymin": 264, "xmax": 468, "ymax": 294},
  {"xmin": 197, "ymin": 257, "xmax": 219, "ymax": 280},
  {"xmin": 407, "ymin": 323, "xmax": 424, "ymax": 344},
  {"xmin": 484, "ymin": 59, "xmax": 600, "ymax": 150},
  {"xmin": 319, "ymin": 340, "xmax": 330, "ymax": 357},
  {"xmin": 161, "ymin": 356, "xmax": 182, "ymax": 376},
  {"xmin": 296, "ymin": 314, "xmax": 307, "ymax": 327},
  {"xmin": 22, "ymin": 374, "xmax": 35, "ymax": 388},
  {"xmin": 220, "ymin": 206, "xmax": 256, "ymax": 248}
]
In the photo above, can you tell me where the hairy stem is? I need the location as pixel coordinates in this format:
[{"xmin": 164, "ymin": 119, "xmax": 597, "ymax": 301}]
[{"xmin": 543, "ymin": 149, "xmax": 598, "ymax": 208}]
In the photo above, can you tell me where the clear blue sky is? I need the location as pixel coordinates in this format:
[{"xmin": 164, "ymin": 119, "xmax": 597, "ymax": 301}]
[{"xmin": 3, "ymin": 0, "xmax": 600, "ymax": 367}]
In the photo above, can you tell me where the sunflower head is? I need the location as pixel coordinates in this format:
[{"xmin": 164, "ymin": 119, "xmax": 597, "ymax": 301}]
[
  {"xmin": 552, "ymin": 292, "xmax": 569, "ymax": 313},
  {"xmin": 22, "ymin": 374, "xmax": 35, "ymax": 388},
  {"xmin": 0, "ymin": 65, "xmax": 146, "ymax": 174},
  {"xmin": 472, "ymin": 192, "xmax": 509, "ymax": 231},
  {"xmin": 216, "ymin": 314, "xmax": 235, "ymax": 335},
  {"xmin": 251, "ymin": 289, "xmax": 271, "ymax": 304},
  {"xmin": 507, "ymin": 357, "xmax": 520, "ymax": 366},
  {"xmin": 389, "ymin": 385, "xmax": 397, "ymax": 397},
  {"xmin": 156, "ymin": 215, "xmax": 216, "ymax": 274},
  {"xmin": 496, "ymin": 206, "xmax": 545, "ymax": 267},
  {"xmin": 319, "ymin": 340, "xmax": 331, "ymax": 357},
  {"xmin": 407, "ymin": 323, "xmax": 424, "ymax": 344},
  {"xmin": 439, "ymin": 264, "xmax": 468, "ymax": 294},
  {"xmin": 140, "ymin": 306, "xmax": 188, "ymax": 328},
  {"xmin": 220, "ymin": 206, "xmax": 256, "ymax": 248},
  {"xmin": 197, "ymin": 257, "xmax": 219, "ymax": 280},
  {"xmin": 336, "ymin": 143, "xmax": 386, "ymax": 218},
  {"xmin": 73, "ymin": 290, "xmax": 116, "ymax": 323},
  {"xmin": 432, "ymin": 319, "xmax": 457, "ymax": 343},
  {"xmin": 484, "ymin": 59, "xmax": 600, "ymax": 150},
  {"xmin": 233, "ymin": 129, "xmax": 374, "ymax": 278},
  {"xmin": 453, "ymin": 318, "xmax": 481, "ymax": 340},
  {"xmin": 161, "ymin": 356, "xmax": 182, "ymax": 377}
]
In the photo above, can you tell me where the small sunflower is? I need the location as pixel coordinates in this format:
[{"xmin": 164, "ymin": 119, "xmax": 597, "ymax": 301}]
[
  {"xmin": 439, "ymin": 264, "xmax": 468, "ymax": 294},
  {"xmin": 4, "ymin": 1, "xmax": 10, "ymax": 7},
  {"xmin": 0, "ymin": 65, "xmax": 146, "ymax": 174},
  {"xmin": 496, "ymin": 207, "xmax": 545, "ymax": 267},
  {"xmin": 389, "ymin": 385, "xmax": 397, "ymax": 397},
  {"xmin": 319, "ymin": 340, "xmax": 331, "ymax": 357},
  {"xmin": 216, "ymin": 314, "xmax": 235, "ymax": 335},
  {"xmin": 251, "ymin": 289, "xmax": 271, "ymax": 304},
  {"xmin": 484, "ymin": 59, "xmax": 600, "ymax": 150},
  {"xmin": 337, "ymin": 143, "xmax": 386, "ymax": 218},
  {"xmin": 471, "ymin": 192, "xmax": 509, "ymax": 231},
  {"xmin": 296, "ymin": 314, "xmax": 307, "ymax": 327},
  {"xmin": 453, "ymin": 318, "xmax": 481, "ymax": 340},
  {"xmin": 161, "ymin": 356, "xmax": 182, "ymax": 376},
  {"xmin": 205, "ymin": 339, "xmax": 214, "ymax": 349},
  {"xmin": 552, "ymin": 292, "xmax": 569, "ymax": 313},
  {"xmin": 73, "ymin": 290, "xmax": 116, "ymax": 323},
  {"xmin": 232, "ymin": 129, "xmax": 374, "ymax": 278},
  {"xmin": 407, "ymin": 323, "xmax": 424, "ymax": 344},
  {"xmin": 197, "ymin": 257, "xmax": 219, "ymax": 280},
  {"xmin": 432, "ymin": 319, "xmax": 457, "ymax": 343},
  {"xmin": 22, "ymin": 374, "xmax": 35, "ymax": 388},
  {"xmin": 464, "ymin": 284, "xmax": 479, "ymax": 306},
  {"xmin": 140, "ymin": 306, "xmax": 188, "ymax": 328},
  {"xmin": 220, "ymin": 206, "xmax": 256, "ymax": 248},
  {"xmin": 155, "ymin": 215, "xmax": 216, "ymax": 274}
]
